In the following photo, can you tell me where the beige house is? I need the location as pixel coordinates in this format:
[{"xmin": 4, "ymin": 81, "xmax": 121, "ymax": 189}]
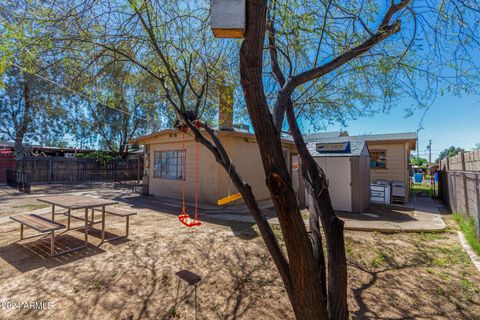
[
  {"xmin": 362, "ymin": 132, "xmax": 417, "ymax": 188},
  {"xmin": 304, "ymin": 131, "xmax": 417, "ymax": 205},
  {"xmin": 131, "ymin": 129, "xmax": 297, "ymax": 205}
]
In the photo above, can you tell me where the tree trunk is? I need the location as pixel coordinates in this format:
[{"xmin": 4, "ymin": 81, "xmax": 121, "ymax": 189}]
[
  {"xmin": 285, "ymin": 98, "xmax": 349, "ymax": 320},
  {"xmin": 14, "ymin": 82, "xmax": 33, "ymax": 161},
  {"xmin": 118, "ymin": 143, "xmax": 128, "ymax": 159},
  {"xmin": 14, "ymin": 133, "xmax": 25, "ymax": 161},
  {"xmin": 240, "ymin": 1, "xmax": 328, "ymax": 318}
]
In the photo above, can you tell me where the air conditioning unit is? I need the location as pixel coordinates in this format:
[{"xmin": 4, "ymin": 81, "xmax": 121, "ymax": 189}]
[
  {"xmin": 370, "ymin": 183, "xmax": 391, "ymax": 204},
  {"xmin": 391, "ymin": 181, "xmax": 406, "ymax": 205}
]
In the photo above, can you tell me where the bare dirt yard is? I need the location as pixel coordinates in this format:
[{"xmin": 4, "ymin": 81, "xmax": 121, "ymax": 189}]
[{"xmin": 0, "ymin": 186, "xmax": 479, "ymax": 319}]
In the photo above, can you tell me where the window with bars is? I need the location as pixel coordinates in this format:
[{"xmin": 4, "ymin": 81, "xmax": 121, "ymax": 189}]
[{"xmin": 153, "ymin": 150, "xmax": 184, "ymax": 180}]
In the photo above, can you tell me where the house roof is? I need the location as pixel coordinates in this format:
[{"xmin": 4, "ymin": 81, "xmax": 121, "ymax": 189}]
[
  {"xmin": 130, "ymin": 128, "xmax": 296, "ymax": 148},
  {"xmin": 349, "ymin": 132, "xmax": 417, "ymax": 142},
  {"xmin": 303, "ymin": 131, "xmax": 349, "ymax": 142},
  {"xmin": 307, "ymin": 140, "xmax": 368, "ymax": 157},
  {"xmin": 304, "ymin": 131, "xmax": 417, "ymax": 149}
]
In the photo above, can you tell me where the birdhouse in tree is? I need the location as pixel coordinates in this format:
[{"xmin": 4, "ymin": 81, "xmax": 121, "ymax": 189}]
[{"xmin": 211, "ymin": 0, "xmax": 246, "ymax": 38}]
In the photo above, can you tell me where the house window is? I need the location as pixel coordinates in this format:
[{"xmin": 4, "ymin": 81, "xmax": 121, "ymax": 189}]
[
  {"xmin": 370, "ymin": 150, "xmax": 387, "ymax": 169},
  {"xmin": 154, "ymin": 150, "xmax": 184, "ymax": 180}
]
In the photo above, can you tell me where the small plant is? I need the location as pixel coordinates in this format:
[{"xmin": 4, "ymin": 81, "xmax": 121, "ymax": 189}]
[
  {"xmin": 161, "ymin": 273, "xmax": 171, "ymax": 287},
  {"xmin": 89, "ymin": 280, "xmax": 104, "ymax": 290},
  {"xmin": 168, "ymin": 306, "xmax": 178, "ymax": 318},
  {"xmin": 72, "ymin": 287, "xmax": 79, "ymax": 294},
  {"xmin": 371, "ymin": 252, "xmax": 386, "ymax": 268}
]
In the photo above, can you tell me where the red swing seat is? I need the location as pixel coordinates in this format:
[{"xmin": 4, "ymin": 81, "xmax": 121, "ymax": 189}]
[{"xmin": 178, "ymin": 211, "xmax": 201, "ymax": 227}]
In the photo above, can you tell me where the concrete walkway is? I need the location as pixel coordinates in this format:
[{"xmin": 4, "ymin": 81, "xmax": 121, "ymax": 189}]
[
  {"xmin": 203, "ymin": 196, "xmax": 446, "ymax": 233},
  {"xmin": 341, "ymin": 197, "xmax": 446, "ymax": 232}
]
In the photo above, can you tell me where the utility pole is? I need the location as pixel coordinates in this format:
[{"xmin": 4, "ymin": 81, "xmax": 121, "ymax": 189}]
[
  {"xmin": 427, "ymin": 139, "xmax": 432, "ymax": 164},
  {"xmin": 416, "ymin": 129, "xmax": 420, "ymax": 158}
]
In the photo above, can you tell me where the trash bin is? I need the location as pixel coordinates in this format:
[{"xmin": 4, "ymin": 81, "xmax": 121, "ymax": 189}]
[{"xmin": 414, "ymin": 173, "xmax": 423, "ymax": 183}]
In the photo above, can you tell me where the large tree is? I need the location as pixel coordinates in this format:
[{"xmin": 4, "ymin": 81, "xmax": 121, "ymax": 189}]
[
  {"xmin": 31, "ymin": 0, "xmax": 480, "ymax": 319},
  {"xmin": 84, "ymin": 57, "xmax": 163, "ymax": 158},
  {"xmin": 0, "ymin": 1, "xmax": 76, "ymax": 159}
]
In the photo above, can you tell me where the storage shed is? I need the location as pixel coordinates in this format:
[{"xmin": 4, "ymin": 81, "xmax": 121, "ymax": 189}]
[{"xmin": 299, "ymin": 140, "xmax": 371, "ymax": 213}]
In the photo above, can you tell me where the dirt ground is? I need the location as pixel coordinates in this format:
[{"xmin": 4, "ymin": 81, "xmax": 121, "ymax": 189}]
[{"xmin": 0, "ymin": 186, "xmax": 479, "ymax": 319}]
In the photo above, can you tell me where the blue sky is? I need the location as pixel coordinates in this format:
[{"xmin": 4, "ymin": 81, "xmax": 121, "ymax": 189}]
[{"xmin": 303, "ymin": 94, "xmax": 480, "ymax": 161}]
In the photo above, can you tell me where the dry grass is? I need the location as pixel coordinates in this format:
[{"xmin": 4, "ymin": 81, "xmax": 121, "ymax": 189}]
[
  {"xmin": 345, "ymin": 217, "xmax": 480, "ymax": 319},
  {"xmin": 0, "ymin": 192, "xmax": 479, "ymax": 320}
]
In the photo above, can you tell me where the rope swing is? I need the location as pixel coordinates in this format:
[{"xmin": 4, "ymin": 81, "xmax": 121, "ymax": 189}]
[
  {"xmin": 217, "ymin": 162, "xmax": 242, "ymax": 205},
  {"xmin": 178, "ymin": 121, "xmax": 201, "ymax": 227}
]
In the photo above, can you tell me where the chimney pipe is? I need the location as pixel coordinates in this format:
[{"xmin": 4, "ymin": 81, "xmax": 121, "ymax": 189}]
[{"xmin": 219, "ymin": 85, "xmax": 234, "ymax": 131}]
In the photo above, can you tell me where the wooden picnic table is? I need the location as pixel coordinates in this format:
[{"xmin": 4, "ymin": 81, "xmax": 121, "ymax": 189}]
[{"xmin": 38, "ymin": 195, "xmax": 118, "ymax": 254}]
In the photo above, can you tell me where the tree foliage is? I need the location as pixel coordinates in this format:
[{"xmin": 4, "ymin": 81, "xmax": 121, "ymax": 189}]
[
  {"xmin": 411, "ymin": 155, "xmax": 428, "ymax": 166},
  {"xmin": 436, "ymin": 146, "xmax": 465, "ymax": 162},
  {"xmin": 0, "ymin": 1, "xmax": 73, "ymax": 158}
]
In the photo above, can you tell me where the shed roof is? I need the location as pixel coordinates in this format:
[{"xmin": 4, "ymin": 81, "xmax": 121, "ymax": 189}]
[{"xmin": 307, "ymin": 140, "xmax": 368, "ymax": 157}]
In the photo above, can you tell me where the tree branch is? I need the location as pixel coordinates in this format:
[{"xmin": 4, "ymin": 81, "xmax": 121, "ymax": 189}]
[{"xmin": 286, "ymin": 21, "xmax": 402, "ymax": 93}]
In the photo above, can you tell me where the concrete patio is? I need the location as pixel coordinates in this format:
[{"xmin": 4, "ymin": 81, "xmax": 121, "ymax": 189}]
[{"xmin": 1, "ymin": 184, "xmax": 446, "ymax": 233}]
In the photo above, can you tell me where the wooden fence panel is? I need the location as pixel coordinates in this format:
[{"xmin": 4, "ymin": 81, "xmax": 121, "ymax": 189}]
[{"xmin": 15, "ymin": 157, "xmax": 142, "ymax": 185}]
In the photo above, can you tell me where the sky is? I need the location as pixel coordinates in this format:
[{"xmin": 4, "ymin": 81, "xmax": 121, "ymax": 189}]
[{"xmin": 302, "ymin": 94, "xmax": 480, "ymax": 162}]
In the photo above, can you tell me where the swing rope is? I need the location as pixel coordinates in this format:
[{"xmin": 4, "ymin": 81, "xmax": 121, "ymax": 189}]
[
  {"xmin": 195, "ymin": 137, "xmax": 199, "ymax": 220},
  {"xmin": 178, "ymin": 122, "xmax": 201, "ymax": 227},
  {"xmin": 181, "ymin": 129, "xmax": 186, "ymax": 214},
  {"xmin": 227, "ymin": 161, "xmax": 232, "ymax": 197}
]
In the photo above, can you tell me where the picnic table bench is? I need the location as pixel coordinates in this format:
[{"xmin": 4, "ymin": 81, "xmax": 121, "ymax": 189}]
[
  {"xmin": 10, "ymin": 213, "xmax": 66, "ymax": 256},
  {"xmin": 93, "ymin": 207, "xmax": 137, "ymax": 241}
]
